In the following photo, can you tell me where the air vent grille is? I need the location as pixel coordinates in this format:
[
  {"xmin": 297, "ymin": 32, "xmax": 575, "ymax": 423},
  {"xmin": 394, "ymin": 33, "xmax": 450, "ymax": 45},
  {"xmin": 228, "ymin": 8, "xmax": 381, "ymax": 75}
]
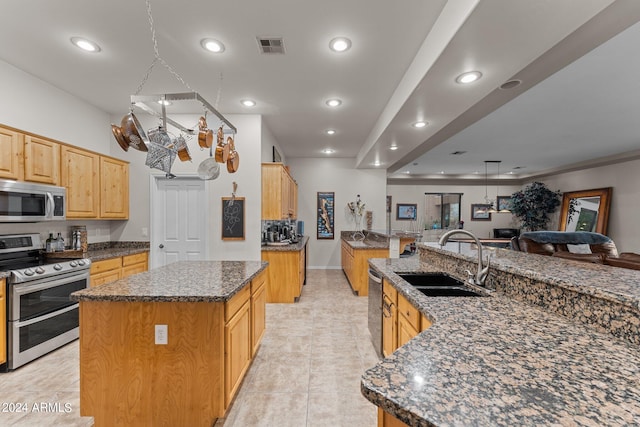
[{"xmin": 257, "ymin": 37, "xmax": 285, "ymax": 54}]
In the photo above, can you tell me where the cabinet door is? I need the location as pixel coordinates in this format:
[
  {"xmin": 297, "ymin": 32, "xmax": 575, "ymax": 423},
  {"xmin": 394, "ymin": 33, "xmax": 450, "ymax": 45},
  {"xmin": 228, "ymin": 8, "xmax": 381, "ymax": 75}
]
[
  {"xmin": 100, "ymin": 156, "xmax": 129, "ymax": 219},
  {"xmin": 251, "ymin": 282, "xmax": 266, "ymax": 356},
  {"xmin": 290, "ymin": 179, "xmax": 298, "ymax": 219},
  {"xmin": 61, "ymin": 146, "xmax": 99, "ymax": 218},
  {"xmin": 90, "ymin": 270, "xmax": 122, "ymax": 287},
  {"xmin": 0, "ymin": 127, "xmax": 23, "ymax": 181},
  {"xmin": 225, "ymin": 300, "xmax": 251, "ymax": 407},
  {"xmin": 121, "ymin": 262, "xmax": 147, "ymax": 279},
  {"xmin": 280, "ymin": 168, "xmax": 289, "ymax": 219},
  {"xmin": 24, "ymin": 135, "xmax": 60, "ymax": 185},
  {"xmin": 0, "ymin": 279, "xmax": 5, "ymax": 364},
  {"xmin": 382, "ymin": 294, "xmax": 397, "ymax": 357},
  {"xmin": 397, "ymin": 313, "xmax": 420, "ymax": 348}
]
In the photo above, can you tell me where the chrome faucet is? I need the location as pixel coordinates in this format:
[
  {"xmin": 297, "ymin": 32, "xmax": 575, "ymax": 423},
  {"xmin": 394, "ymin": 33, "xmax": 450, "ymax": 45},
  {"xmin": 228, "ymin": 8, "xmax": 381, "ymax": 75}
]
[{"xmin": 438, "ymin": 229, "xmax": 490, "ymax": 287}]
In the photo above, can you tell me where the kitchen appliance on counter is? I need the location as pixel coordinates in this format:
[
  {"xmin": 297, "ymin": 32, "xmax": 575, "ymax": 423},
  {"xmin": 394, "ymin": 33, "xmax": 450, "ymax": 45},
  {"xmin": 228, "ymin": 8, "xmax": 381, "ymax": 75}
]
[
  {"xmin": 0, "ymin": 179, "xmax": 66, "ymax": 222},
  {"xmin": 0, "ymin": 233, "xmax": 90, "ymax": 371}
]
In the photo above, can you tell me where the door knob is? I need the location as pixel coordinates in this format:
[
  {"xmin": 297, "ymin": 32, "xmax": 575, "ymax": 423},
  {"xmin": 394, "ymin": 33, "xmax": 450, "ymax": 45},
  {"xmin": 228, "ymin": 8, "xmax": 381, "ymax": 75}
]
[{"xmin": 159, "ymin": 244, "xmax": 164, "ymax": 249}]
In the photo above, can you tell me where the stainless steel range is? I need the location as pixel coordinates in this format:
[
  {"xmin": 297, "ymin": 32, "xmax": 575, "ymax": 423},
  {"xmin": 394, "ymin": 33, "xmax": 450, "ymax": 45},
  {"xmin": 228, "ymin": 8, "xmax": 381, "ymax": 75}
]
[{"xmin": 1, "ymin": 233, "xmax": 90, "ymax": 370}]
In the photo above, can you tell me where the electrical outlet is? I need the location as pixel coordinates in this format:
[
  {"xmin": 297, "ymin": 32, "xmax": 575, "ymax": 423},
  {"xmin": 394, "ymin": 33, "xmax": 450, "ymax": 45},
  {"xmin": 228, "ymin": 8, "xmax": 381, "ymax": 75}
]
[
  {"xmin": 142, "ymin": 227, "xmax": 148, "ymax": 237},
  {"xmin": 155, "ymin": 324, "xmax": 168, "ymax": 345}
]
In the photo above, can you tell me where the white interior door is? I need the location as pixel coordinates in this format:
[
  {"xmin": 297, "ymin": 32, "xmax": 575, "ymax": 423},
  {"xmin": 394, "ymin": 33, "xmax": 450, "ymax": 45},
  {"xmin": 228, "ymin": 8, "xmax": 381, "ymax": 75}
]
[{"xmin": 150, "ymin": 176, "xmax": 207, "ymax": 268}]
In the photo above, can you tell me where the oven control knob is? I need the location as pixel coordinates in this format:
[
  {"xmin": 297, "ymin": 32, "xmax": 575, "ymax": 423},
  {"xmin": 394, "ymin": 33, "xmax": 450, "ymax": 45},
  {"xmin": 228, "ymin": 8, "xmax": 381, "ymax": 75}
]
[
  {"xmin": 24, "ymin": 268, "xmax": 35, "ymax": 276},
  {"xmin": 53, "ymin": 264, "xmax": 63, "ymax": 271},
  {"xmin": 77, "ymin": 260, "xmax": 86, "ymax": 266},
  {"xmin": 69, "ymin": 261, "xmax": 78, "ymax": 267},
  {"xmin": 35, "ymin": 267, "xmax": 45, "ymax": 274}
]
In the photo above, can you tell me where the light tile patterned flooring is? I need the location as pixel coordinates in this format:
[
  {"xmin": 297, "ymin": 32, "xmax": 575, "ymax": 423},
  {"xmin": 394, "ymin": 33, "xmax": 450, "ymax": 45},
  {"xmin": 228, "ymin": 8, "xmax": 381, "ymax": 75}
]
[{"xmin": 0, "ymin": 269, "xmax": 379, "ymax": 427}]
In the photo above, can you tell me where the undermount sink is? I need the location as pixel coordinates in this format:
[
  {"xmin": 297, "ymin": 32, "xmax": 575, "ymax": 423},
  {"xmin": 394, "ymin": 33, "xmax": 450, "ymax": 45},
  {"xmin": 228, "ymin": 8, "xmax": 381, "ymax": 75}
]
[{"xmin": 397, "ymin": 272, "xmax": 485, "ymax": 297}]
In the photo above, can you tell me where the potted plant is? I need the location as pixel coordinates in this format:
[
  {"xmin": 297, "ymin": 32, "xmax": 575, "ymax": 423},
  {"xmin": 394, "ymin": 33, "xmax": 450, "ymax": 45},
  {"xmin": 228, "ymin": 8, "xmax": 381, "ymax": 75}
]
[{"xmin": 510, "ymin": 182, "xmax": 562, "ymax": 231}]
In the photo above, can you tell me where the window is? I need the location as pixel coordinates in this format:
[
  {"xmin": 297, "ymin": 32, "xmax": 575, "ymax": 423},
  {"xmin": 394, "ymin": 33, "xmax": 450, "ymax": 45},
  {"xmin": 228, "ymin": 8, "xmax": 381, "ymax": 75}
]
[{"xmin": 424, "ymin": 193, "xmax": 462, "ymax": 230}]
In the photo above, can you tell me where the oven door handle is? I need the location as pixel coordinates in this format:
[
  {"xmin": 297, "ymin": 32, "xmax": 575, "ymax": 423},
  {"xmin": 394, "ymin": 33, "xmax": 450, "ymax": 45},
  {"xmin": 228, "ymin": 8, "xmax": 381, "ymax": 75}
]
[
  {"xmin": 15, "ymin": 303, "xmax": 78, "ymax": 327},
  {"xmin": 12, "ymin": 271, "xmax": 89, "ymax": 296}
]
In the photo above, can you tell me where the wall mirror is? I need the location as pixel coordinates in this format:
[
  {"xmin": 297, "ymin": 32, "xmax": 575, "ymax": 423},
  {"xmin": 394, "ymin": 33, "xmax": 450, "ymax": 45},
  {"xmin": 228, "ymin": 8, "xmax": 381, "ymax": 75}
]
[{"xmin": 559, "ymin": 187, "xmax": 612, "ymax": 235}]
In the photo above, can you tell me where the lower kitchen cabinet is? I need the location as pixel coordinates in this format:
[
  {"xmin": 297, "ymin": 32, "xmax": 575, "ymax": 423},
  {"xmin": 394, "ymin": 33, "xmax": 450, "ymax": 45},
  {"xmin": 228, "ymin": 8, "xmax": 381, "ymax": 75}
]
[
  {"xmin": 397, "ymin": 293, "xmax": 421, "ymax": 348},
  {"xmin": 382, "ymin": 279, "xmax": 397, "ymax": 358},
  {"xmin": 251, "ymin": 270, "xmax": 267, "ymax": 356},
  {"xmin": 341, "ymin": 241, "xmax": 388, "ymax": 296},
  {"xmin": 261, "ymin": 242, "xmax": 307, "ymax": 303},
  {"xmin": 378, "ymin": 407, "xmax": 410, "ymax": 427},
  {"xmin": 225, "ymin": 286, "xmax": 252, "ymax": 408},
  {"xmin": 89, "ymin": 252, "xmax": 148, "ymax": 287},
  {"xmin": 0, "ymin": 278, "xmax": 6, "ymax": 365}
]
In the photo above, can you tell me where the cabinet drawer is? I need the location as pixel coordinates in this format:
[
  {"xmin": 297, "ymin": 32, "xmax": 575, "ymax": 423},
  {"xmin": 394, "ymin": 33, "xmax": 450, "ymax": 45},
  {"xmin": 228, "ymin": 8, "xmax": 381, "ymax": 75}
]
[
  {"xmin": 225, "ymin": 285, "xmax": 251, "ymax": 322},
  {"xmin": 122, "ymin": 252, "xmax": 148, "ymax": 267},
  {"xmin": 383, "ymin": 279, "xmax": 397, "ymax": 302},
  {"xmin": 91, "ymin": 270, "xmax": 121, "ymax": 287},
  {"xmin": 90, "ymin": 258, "xmax": 122, "ymax": 274},
  {"xmin": 122, "ymin": 263, "xmax": 147, "ymax": 278},
  {"xmin": 398, "ymin": 293, "xmax": 420, "ymax": 330},
  {"xmin": 251, "ymin": 270, "xmax": 267, "ymax": 294}
]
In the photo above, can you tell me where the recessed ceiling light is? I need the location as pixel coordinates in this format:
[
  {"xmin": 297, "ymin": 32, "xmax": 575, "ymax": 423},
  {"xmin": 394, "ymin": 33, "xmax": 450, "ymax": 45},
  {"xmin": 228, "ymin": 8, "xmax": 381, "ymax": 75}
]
[
  {"xmin": 373, "ymin": 161, "xmax": 381, "ymax": 167},
  {"xmin": 439, "ymin": 171, "xmax": 445, "ymax": 174},
  {"xmin": 157, "ymin": 100, "xmax": 172, "ymax": 106},
  {"xmin": 322, "ymin": 148, "xmax": 335, "ymax": 154},
  {"xmin": 329, "ymin": 37, "xmax": 351, "ymax": 52},
  {"xmin": 455, "ymin": 71, "xmax": 482, "ymax": 84},
  {"xmin": 201, "ymin": 38, "xmax": 225, "ymax": 53},
  {"xmin": 325, "ymin": 99, "xmax": 342, "ymax": 107},
  {"xmin": 500, "ymin": 79, "xmax": 522, "ymax": 90},
  {"xmin": 70, "ymin": 37, "xmax": 101, "ymax": 53},
  {"xmin": 405, "ymin": 170, "xmax": 411, "ymax": 174},
  {"xmin": 412, "ymin": 121, "xmax": 427, "ymax": 128},
  {"xmin": 325, "ymin": 129, "xmax": 336, "ymax": 135},
  {"xmin": 389, "ymin": 145, "xmax": 398, "ymax": 151},
  {"xmin": 241, "ymin": 99, "xmax": 256, "ymax": 107}
]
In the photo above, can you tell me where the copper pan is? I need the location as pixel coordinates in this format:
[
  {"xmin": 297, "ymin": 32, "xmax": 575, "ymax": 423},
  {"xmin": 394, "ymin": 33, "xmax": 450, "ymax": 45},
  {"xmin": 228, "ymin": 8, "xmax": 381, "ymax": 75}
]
[
  {"xmin": 120, "ymin": 112, "xmax": 149, "ymax": 152},
  {"xmin": 226, "ymin": 136, "xmax": 239, "ymax": 173},
  {"xmin": 214, "ymin": 126, "xmax": 229, "ymax": 163},
  {"xmin": 197, "ymin": 116, "xmax": 213, "ymax": 148},
  {"xmin": 111, "ymin": 125, "xmax": 129, "ymax": 151}
]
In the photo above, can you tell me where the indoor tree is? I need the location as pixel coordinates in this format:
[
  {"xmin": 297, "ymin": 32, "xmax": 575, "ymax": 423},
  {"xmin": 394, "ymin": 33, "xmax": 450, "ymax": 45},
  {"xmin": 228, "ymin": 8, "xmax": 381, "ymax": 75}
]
[{"xmin": 510, "ymin": 182, "xmax": 562, "ymax": 231}]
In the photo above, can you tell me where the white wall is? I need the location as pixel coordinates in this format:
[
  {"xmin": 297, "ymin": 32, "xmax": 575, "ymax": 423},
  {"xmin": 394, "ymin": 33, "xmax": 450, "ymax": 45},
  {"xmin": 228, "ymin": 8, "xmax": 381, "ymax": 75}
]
[
  {"xmin": 539, "ymin": 158, "xmax": 640, "ymax": 253},
  {"xmin": 260, "ymin": 122, "xmax": 286, "ymax": 164},
  {"xmin": 387, "ymin": 183, "xmax": 522, "ymax": 240},
  {"xmin": 288, "ymin": 158, "xmax": 387, "ymax": 269}
]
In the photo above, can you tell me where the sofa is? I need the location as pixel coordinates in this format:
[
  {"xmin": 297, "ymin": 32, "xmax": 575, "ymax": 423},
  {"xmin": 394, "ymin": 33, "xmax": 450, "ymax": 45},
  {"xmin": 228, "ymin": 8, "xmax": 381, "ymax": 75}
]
[{"xmin": 514, "ymin": 231, "xmax": 640, "ymax": 270}]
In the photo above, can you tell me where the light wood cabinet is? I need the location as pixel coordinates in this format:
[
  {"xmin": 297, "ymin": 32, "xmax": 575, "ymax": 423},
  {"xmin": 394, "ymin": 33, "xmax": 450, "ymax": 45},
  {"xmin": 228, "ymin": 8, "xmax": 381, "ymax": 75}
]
[
  {"xmin": 100, "ymin": 156, "xmax": 129, "ymax": 219},
  {"xmin": 261, "ymin": 163, "xmax": 298, "ymax": 220},
  {"xmin": 341, "ymin": 242, "xmax": 388, "ymax": 296},
  {"xmin": 251, "ymin": 270, "xmax": 267, "ymax": 356},
  {"xmin": 378, "ymin": 407, "xmax": 410, "ymax": 427},
  {"xmin": 0, "ymin": 127, "xmax": 23, "ymax": 181},
  {"xmin": 23, "ymin": 135, "xmax": 60, "ymax": 185},
  {"xmin": 397, "ymin": 293, "xmax": 420, "ymax": 348},
  {"xmin": 261, "ymin": 243, "xmax": 307, "ymax": 303},
  {"xmin": 225, "ymin": 286, "xmax": 252, "ymax": 407},
  {"xmin": 382, "ymin": 279, "xmax": 397, "ymax": 357},
  {"xmin": 0, "ymin": 279, "xmax": 6, "ymax": 365},
  {"xmin": 90, "ymin": 252, "xmax": 148, "ymax": 287},
  {"xmin": 61, "ymin": 146, "xmax": 100, "ymax": 218}
]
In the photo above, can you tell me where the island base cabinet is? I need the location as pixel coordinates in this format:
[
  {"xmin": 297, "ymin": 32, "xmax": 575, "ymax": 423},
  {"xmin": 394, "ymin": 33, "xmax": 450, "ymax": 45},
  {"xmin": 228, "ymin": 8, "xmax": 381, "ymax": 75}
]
[
  {"xmin": 79, "ymin": 300, "xmax": 226, "ymax": 427},
  {"xmin": 225, "ymin": 286, "xmax": 252, "ymax": 408},
  {"xmin": 378, "ymin": 407, "xmax": 410, "ymax": 427}
]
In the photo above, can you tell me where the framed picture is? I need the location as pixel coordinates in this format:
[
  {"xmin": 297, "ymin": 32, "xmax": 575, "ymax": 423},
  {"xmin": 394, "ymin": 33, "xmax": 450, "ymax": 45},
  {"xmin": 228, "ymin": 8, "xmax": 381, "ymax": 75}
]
[
  {"xmin": 317, "ymin": 192, "xmax": 335, "ymax": 239},
  {"xmin": 471, "ymin": 204, "xmax": 492, "ymax": 221},
  {"xmin": 396, "ymin": 203, "xmax": 417, "ymax": 220},
  {"xmin": 221, "ymin": 197, "xmax": 245, "ymax": 240},
  {"xmin": 496, "ymin": 196, "xmax": 513, "ymax": 212},
  {"xmin": 272, "ymin": 146, "xmax": 282, "ymax": 163}
]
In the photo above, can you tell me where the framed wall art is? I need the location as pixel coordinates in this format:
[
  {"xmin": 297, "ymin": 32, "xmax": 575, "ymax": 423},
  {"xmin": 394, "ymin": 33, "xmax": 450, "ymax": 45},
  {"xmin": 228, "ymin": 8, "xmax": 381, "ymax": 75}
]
[
  {"xmin": 496, "ymin": 196, "xmax": 513, "ymax": 212},
  {"xmin": 396, "ymin": 203, "xmax": 417, "ymax": 220},
  {"xmin": 317, "ymin": 192, "xmax": 335, "ymax": 239},
  {"xmin": 471, "ymin": 204, "xmax": 492, "ymax": 221},
  {"xmin": 222, "ymin": 197, "xmax": 245, "ymax": 240}
]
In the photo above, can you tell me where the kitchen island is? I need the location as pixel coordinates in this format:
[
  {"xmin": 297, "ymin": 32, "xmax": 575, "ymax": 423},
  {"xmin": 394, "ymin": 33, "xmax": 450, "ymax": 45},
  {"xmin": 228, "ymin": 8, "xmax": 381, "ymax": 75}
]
[
  {"xmin": 71, "ymin": 260, "xmax": 268, "ymax": 427},
  {"xmin": 363, "ymin": 244, "xmax": 640, "ymax": 426}
]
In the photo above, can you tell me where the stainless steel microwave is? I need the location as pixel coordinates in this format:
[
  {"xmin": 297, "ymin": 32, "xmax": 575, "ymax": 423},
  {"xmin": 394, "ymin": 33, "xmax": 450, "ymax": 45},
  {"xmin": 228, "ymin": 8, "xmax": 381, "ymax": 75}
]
[{"xmin": 0, "ymin": 179, "xmax": 66, "ymax": 222}]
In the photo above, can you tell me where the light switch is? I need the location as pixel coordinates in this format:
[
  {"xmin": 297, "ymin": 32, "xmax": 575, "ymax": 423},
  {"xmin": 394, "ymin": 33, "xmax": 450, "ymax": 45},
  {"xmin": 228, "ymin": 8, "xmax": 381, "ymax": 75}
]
[{"xmin": 155, "ymin": 324, "xmax": 168, "ymax": 345}]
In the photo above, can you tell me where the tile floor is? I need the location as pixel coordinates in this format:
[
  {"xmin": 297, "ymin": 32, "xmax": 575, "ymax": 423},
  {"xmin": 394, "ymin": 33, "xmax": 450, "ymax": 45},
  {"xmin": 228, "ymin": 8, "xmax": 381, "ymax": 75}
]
[{"xmin": 0, "ymin": 269, "xmax": 380, "ymax": 427}]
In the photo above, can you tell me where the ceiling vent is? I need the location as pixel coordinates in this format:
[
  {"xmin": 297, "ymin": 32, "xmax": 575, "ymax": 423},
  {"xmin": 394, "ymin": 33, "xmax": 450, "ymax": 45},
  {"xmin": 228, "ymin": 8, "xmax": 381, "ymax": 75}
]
[{"xmin": 257, "ymin": 37, "xmax": 285, "ymax": 54}]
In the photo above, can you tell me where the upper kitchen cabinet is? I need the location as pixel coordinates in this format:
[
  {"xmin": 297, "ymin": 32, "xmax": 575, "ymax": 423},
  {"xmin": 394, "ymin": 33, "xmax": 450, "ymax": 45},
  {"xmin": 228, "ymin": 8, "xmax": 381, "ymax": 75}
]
[
  {"xmin": 100, "ymin": 156, "xmax": 129, "ymax": 219},
  {"xmin": 61, "ymin": 146, "xmax": 100, "ymax": 218},
  {"xmin": 262, "ymin": 163, "xmax": 297, "ymax": 220},
  {"xmin": 24, "ymin": 135, "xmax": 60, "ymax": 185},
  {"xmin": 0, "ymin": 126, "xmax": 24, "ymax": 181}
]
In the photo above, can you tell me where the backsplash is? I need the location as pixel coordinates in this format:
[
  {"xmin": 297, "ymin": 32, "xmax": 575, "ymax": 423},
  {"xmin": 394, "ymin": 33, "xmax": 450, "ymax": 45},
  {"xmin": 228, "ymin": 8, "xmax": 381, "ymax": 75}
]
[{"xmin": 0, "ymin": 221, "xmax": 115, "ymax": 248}]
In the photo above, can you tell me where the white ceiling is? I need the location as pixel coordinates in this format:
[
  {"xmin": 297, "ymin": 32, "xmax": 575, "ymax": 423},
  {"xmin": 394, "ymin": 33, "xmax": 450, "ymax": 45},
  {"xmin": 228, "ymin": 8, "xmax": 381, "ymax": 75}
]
[{"xmin": 0, "ymin": 0, "xmax": 639, "ymax": 182}]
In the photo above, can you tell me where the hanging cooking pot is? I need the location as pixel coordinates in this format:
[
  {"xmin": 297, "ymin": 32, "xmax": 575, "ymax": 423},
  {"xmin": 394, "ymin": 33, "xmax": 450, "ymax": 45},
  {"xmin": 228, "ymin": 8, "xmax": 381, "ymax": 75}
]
[
  {"xmin": 197, "ymin": 157, "xmax": 220, "ymax": 180},
  {"xmin": 120, "ymin": 111, "xmax": 149, "ymax": 152},
  {"xmin": 174, "ymin": 134, "xmax": 191, "ymax": 162},
  {"xmin": 215, "ymin": 126, "xmax": 229, "ymax": 163},
  {"xmin": 226, "ymin": 136, "xmax": 239, "ymax": 173},
  {"xmin": 197, "ymin": 116, "xmax": 213, "ymax": 149},
  {"xmin": 111, "ymin": 124, "xmax": 129, "ymax": 151}
]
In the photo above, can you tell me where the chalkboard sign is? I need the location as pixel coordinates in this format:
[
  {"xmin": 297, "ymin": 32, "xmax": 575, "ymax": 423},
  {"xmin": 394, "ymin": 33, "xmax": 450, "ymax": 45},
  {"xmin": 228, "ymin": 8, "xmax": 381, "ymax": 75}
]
[{"xmin": 222, "ymin": 197, "xmax": 245, "ymax": 240}]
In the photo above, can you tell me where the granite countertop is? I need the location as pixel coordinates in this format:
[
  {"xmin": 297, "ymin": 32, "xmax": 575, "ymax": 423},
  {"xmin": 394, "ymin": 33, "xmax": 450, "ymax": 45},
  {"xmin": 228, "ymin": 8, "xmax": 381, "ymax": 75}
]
[
  {"xmin": 261, "ymin": 236, "xmax": 309, "ymax": 252},
  {"xmin": 362, "ymin": 255, "xmax": 640, "ymax": 426},
  {"xmin": 71, "ymin": 260, "xmax": 268, "ymax": 303},
  {"xmin": 0, "ymin": 271, "xmax": 9, "ymax": 280},
  {"xmin": 86, "ymin": 246, "xmax": 149, "ymax": 261}
]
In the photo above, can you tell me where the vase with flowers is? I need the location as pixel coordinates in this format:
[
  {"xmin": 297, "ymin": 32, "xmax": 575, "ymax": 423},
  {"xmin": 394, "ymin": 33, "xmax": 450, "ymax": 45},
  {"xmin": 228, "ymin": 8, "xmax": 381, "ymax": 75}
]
[{"xmin": 347, "ymin": 194, "xmax": 366, "ymax": 240}]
